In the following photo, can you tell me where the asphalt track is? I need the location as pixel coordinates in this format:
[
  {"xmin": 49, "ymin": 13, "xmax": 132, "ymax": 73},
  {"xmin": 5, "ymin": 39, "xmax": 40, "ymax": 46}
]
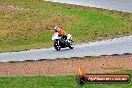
[
  {"xmin": 0, "ymin": 36, "xmax": 132, "ymax": 62},
  {"xmin": 0, "ymin": 1, "xmax": 132, "ymax": 62},
  {"xmin": 46, "ymin": 0, "xmax": 132, "ymax": 13}
]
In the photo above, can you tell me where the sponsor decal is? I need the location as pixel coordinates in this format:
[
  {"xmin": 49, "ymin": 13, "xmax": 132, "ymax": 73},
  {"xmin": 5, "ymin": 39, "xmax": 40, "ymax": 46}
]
[{"xmin": 76, "ymin": 66, "xmax": 131, "ymax": 84}]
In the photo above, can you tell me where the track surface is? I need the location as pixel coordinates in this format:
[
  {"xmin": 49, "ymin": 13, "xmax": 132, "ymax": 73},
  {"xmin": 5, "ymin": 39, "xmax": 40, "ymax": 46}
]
[
  {"xmin": 46, "ymin": 0, "xmax": 132, "ymax": 13},
  {"xmin": 0, "ymin": 36, "xmax": 132, "ymax": 62},
  {"xmin": 0, "ymin": 1, "xmax": 132, "ymax": 62}
]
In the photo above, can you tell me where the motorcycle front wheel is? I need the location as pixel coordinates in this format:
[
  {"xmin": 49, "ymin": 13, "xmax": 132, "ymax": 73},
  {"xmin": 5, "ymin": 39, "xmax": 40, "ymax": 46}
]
[{"xmin": 68, "ymin": 40, "xmax": 75, "ymax": 49}]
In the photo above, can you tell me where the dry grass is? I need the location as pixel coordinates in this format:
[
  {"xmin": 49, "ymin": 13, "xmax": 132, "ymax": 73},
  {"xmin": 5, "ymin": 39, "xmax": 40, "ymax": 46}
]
[{"xmin": 0, "ymin": 3, "xmax": 79, "ymax": 52}]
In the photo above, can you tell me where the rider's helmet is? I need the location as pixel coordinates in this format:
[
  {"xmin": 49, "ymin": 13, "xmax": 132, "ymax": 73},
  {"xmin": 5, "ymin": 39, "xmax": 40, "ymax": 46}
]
[{"xmin": 54, "ymin": 26, "xmax": 59, "ymax": 32}]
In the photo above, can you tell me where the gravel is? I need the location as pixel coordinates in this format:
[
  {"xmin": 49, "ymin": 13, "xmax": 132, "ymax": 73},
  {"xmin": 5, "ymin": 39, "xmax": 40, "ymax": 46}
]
[{"xmin": 0, "ymin": 55, "xmax": 132, "ymax": 76}]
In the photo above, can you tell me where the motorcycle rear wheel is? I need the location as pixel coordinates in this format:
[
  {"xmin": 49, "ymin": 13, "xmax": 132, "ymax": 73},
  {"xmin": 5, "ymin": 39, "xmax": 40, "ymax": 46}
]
[{"xmin": 54, "ymin": 40, "xmax": 61, "ymax": 51}]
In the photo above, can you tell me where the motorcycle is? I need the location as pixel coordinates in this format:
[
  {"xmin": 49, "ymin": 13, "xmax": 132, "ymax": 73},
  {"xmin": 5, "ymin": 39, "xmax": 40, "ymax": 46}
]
[{"xmin": 52, "ymin": 32, "xmax": 75, "ymax": 51}]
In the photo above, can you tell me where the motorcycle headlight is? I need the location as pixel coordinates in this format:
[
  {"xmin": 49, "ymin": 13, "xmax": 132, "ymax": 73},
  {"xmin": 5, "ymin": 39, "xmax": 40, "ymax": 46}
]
[{"xmin": 70, "ymin": 37, "xmax": 72, "ymax": 40}]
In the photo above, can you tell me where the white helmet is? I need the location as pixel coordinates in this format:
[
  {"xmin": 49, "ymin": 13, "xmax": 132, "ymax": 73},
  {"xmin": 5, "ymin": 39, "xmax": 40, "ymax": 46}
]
[{"xmin": 54, "ymin": 26, "xmax": 59, "ymax": 32}]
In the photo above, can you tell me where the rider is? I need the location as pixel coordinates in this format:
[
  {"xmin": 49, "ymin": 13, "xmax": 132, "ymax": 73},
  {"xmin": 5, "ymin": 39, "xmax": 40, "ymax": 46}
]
[{"xmin": 54, "ymin": 25, "xmax": 67, "ymax": 41}]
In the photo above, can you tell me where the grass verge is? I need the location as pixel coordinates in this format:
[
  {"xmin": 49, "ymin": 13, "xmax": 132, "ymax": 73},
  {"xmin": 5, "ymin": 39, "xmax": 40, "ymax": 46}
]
[
  {"xmin": 0, "ymin": 0, "xmax": 132, "ymax": 52},
  {"xmin": 0, "ymin": 70, "xmax": 131, "ymax": 88}
]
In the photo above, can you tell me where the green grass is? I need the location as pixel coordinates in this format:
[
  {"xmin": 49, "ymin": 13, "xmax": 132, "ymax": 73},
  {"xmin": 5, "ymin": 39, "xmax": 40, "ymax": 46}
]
[
  {"xmin": 0, "ymin": 0, "xmax": 132, "ymax": 52},
  {"xmin": 0, "ymin": 70, "xmax": 131, "ymax": 88}
]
